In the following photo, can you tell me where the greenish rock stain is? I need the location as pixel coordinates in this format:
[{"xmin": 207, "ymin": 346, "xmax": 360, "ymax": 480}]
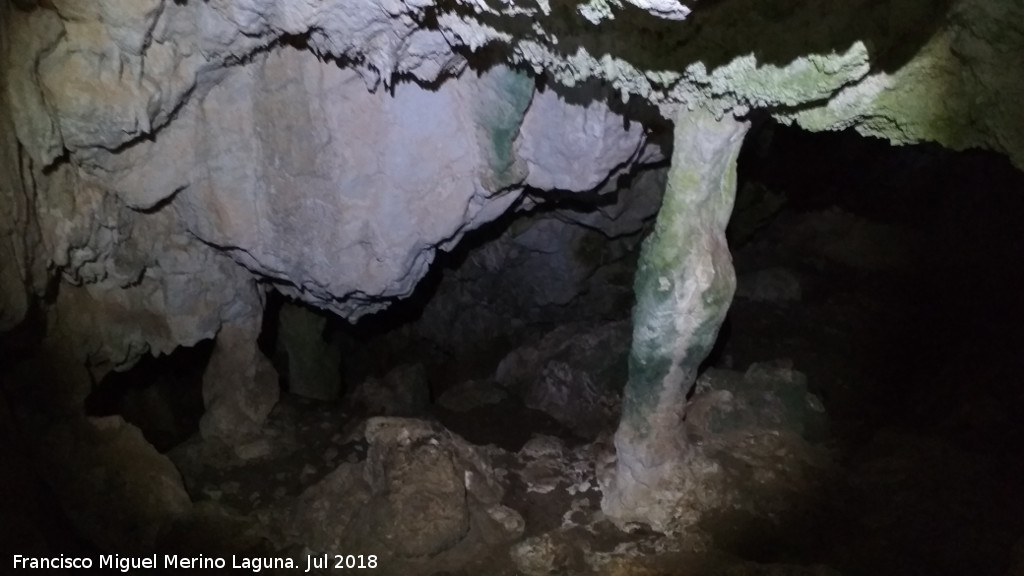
[
  {"xmin": 618, "ymin": 110, "xmax": 746, "ymax": 439},
  {"xmin": 621, "ymin": 270, "xmax": 677, "ymax": 432},
  {"xmin": 475, "ymin": 67, "xmax": 535, "ymax": 192},
  {"xmin": 643, "ymin": 167, "xmax": 698, "ymax": 272},
  {"xmin": 618, "ymin": 171, "xmax": 704, "ymax": 432}
]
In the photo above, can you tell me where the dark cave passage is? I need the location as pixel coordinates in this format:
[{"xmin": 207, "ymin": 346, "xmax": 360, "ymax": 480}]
[
  {"xmin": 84, "ymin": 341, "xmax": 211, "ymax": 453},
  {"xmin": 727, "ymin": 120, "xmax": 1024, "ymax": 440},
  {"xmin": 702, "ymin": 120, "xmax": 1024, "ymax": 576}
]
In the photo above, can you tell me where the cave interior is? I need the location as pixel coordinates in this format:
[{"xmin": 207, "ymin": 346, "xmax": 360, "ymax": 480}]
[{"xmin": 2, "ymin": 1, "xmax": 1024, "ymax": 575}]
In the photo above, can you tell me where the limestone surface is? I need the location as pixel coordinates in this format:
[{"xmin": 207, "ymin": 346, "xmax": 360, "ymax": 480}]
[{"xmin": 602, "ymin": 108, "xmax": 749, "ymax": 533}]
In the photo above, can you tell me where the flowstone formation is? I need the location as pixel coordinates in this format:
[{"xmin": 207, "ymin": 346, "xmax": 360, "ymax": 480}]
[
  {"xmin": 2, "ymin": 0, "xmax": 1024, "ymax": 561},
  {"xmin": 601, "ymin": 108, "xmax": 749, "ymax": 533}
]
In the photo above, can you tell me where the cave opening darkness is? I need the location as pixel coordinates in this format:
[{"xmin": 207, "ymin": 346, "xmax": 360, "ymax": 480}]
[
  {"xmin": 84, "ymin": 340, "xmax": 211, "ymax": 453},
  {"xmin": 701, "ymin": 120, "xmax": 1024, "ymax": 574}
]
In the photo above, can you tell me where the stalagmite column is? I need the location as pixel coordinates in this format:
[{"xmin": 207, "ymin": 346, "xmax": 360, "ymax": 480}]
[
  {"xmin": 199, "ymin": 285, "xmax": 280, "ymax": 444},
  {"xmin": 602, "ymin": 108, "xmax": 749, "ymax": 532}
]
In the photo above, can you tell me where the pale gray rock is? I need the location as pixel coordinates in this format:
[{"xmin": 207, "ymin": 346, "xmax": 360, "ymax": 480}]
[
  {"xmin": 687, "ymin": 362, "xmax": 828, "ymax": 444},
  {"xmin": 519, "ymin": 82, "xmax": 647, "ymax": 192},
  {"xmin": 100, "ymin": 48, "xmax": 534, "ymax": 320},
  {"xmin": 5, "ymin": 204, "xmax": 265, "ymax": 417},
  {"xmin": 7, "ymin": 0, "xmax": 1024, "ymax": 173},
  {"xmin": 232, "ymin": 438, "xmax": 274, "ymax": 462},
  {"xmin": 513, "ymin": 435, "xmax": 603, "ymax": 501},
  {"xmin": 510, "ymin": 533, "xmax": 583, "ymax": 576},
  {"xmin": 4, "ymin": 0, "xmax": 1024, "ymax": 566},
  {"xmin": 2, "ymin": 6, "xmax": 65, "ymax": 167},
  {"xmin": 285, "ymin": 461, "xmax": 372, "ymax": 555},
  {"xmin": 200, "ymin": 315, "xmax": 280, "ymax": 443},
  {"xmin": 4, "ymin": 159, "xmax": 270, "ymax": 383},
  {"xmin": 364, "ymin": 418, "xmax": 471, "ymax": 557},
  {"xmin": 12, "ymin": 0, "xmax": 472, "ymax": 165},
  {"xmin": 8, "ymin": 176, "xmax": 277, "ymax": 434},
  {"xmin": 10, "ymin": 2, "xmax": 657, "ymax": 322},
  {"xmin": 38, "ymin": 0, "xmax": 166, "ymax": 152},
  {"xmin": 0, "ymin": 75, "xmax": 35, "ymax": 332},
  {"xmin": 622, "ymin": 0, "xmax": 691, "ymax": 20},
  {"xmin": 517, "ymin": 435, "xmax": 569, "ymax": 495},
  {"xmin": 519, "ymin": 435, "xmax": 569, "ymax": 461},
  {"xmin": 479, "ymin": 504, "xmax": 526, "ymax": 543}
]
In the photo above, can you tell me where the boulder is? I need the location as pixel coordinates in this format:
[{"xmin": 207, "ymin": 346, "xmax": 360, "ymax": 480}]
[
  {"xmin": 496, "ymin": 321, "xmax": 631, "ymax": 438},
  {"xmin": 282, "ymin": 417, "xmax": 521, "ymax": 558},
  {"xmin": 36, "ymin": 416, "xmax": 192, "ymax": 553},
  {"xmin": 348, "ymin": 364, "xmax": 430, "ymax": 417}
]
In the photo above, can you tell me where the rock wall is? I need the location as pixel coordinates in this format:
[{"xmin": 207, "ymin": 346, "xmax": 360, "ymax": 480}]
[
  {"xmin": 2, "ymin": 0, "xmax": 1021, "ymax": 364},
  {"xmin": 0, "ymin": 0, "xmax": 651, "ymax": 447},
  {"xmin": 4, "ymin": 0, "xmax": 1023, "ymax": 368},
  {"xmin": 0, "ymin": 2, "xmax": 652, "ymax": 352}
]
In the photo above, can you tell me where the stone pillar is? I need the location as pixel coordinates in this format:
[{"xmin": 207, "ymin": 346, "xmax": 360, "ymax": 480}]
[
  {"xmin": 601, "ymin": 108, "xmax": 749, "ymax": 532},
  {"xmin": 199, "ymin": 308, "xmax": 279, "ymax": 444}
]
